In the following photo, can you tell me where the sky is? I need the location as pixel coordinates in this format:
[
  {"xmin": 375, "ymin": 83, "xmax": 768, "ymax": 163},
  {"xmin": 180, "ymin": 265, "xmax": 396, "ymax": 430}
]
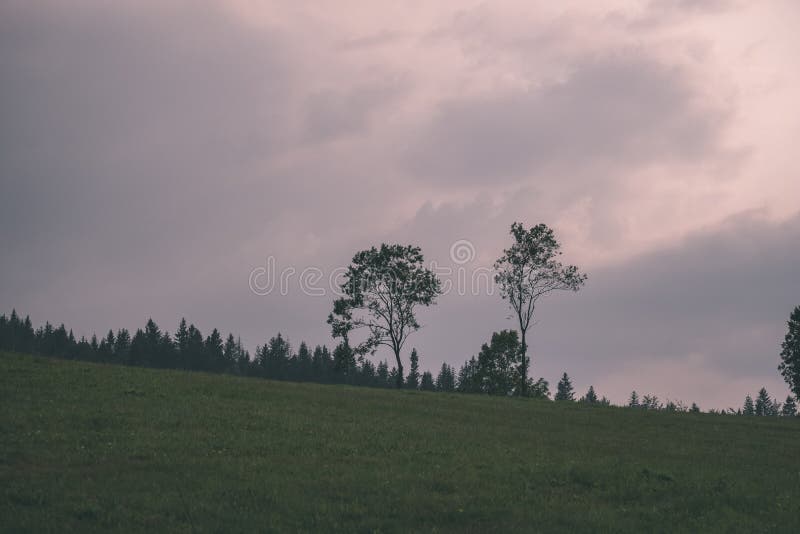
[{"xmin": 1, "ymin": 0, "xmax": 798, "ymax": 409}]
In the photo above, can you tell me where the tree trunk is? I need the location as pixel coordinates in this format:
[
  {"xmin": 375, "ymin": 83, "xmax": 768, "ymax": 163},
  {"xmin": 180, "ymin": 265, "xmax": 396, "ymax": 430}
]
[
  {"xmin": 394, "ymin": 349, "xmax": 404, "ymax": 388},
  {"xmin": 519, "ymin": 328, "xmax": 528, "ymax": 396}
]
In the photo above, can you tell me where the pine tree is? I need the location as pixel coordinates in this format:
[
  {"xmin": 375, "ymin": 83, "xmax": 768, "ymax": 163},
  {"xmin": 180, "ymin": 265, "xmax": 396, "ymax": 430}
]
[
  {"xmin": 376, "ymin": 360, "xmax": 390, "ymax": 387},
  {"xmin": 628, "ymin": 391, "xmax": 640, "ymax": 408},
  {"xmin": 359, "ymin": 359, "xmax": 377, "ymax": 386},
  {"xmin": 175, "ymin": 319, "xmax": 190, "ymax": 368},
  {"xmin": 205, "ymin": 329, "xmax": 225, "ymax": 372},
  {"xmin": 388, "ymin": 366, "xmax": 399, "ymax": 388},
  {"xmin": 406, "ymin": 348, "xmax": 421, "ymax": 389},
  {"xmin": 554, "ymin": 372, "xmax": 574, "ymax": 401},
  {"xmin": 755, "ymin": 387, "xmax": 777, "ymax": 416},
  {"xmin": 223, "ymin": 334, "xmax": 238, "ymax": 373},
  {"xmin": 743, "ymin": 395, "xmax": 755, "ymax": 416},
  {"xmin": 781, "ymin": 395, "xmax": 797, "ymax": 417},
  {"xmin": 435, "ymin": 363, "xmax": 456, "ymax": 392},
  {"xmin": 420, "ymin": 371, "xmax": 435, "ymax": 391},
  {"xmin": 690, "ymin": 402, "xmax": 701, "ymax": 413},
  {"xmin": 296, "ymin": 342, "xmax": 312, "ymax": 380},
  {"xmin": 456, "ymin": 357, "xmax": 480, "ymax": 393},
  {"xmin": 332, "ymin": 340, "xmax": 356, "ymax": 381},
  {"xmin": 580, "ymin": 385, "xmax": 598, "ymax": 404}
]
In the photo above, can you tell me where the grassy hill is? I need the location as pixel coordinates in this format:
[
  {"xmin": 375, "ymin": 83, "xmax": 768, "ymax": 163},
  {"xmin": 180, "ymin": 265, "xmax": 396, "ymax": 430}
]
[{"xmin": 1, "ymin": 352, "xmax": 799, "ymax": 532}]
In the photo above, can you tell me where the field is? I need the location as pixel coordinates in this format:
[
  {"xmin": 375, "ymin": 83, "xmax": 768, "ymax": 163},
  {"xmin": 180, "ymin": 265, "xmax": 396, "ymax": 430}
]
[{"xmin": 1, "ymin": 352, "xmax": 799, "ymax": 532}]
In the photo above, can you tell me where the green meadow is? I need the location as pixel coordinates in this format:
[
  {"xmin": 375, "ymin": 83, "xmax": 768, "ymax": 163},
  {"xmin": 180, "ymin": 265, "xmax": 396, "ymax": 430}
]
[{"xmin": 2, "ymin": 351, "xmax": 798, "ymax": 533}]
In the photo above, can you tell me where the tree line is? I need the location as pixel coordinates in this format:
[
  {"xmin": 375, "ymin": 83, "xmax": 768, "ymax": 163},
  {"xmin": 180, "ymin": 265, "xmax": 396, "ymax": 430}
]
[
  {"xmin": 3, "ymin": 307, "xmax": 797, "ymax": 416},
  {"xmin": 3, "ymin": 221, "xmax": 799, "ymax": 415}
]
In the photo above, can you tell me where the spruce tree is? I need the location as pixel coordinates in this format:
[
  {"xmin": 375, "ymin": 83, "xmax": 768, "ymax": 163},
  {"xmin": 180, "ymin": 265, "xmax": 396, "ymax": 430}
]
[
  {"xmin": 554, "ymin": 372, "xmax": 574, "ymax": 401},
  {"xmin": 406, "ymin": 348, "xmax": 420, "ymax": 389},
  {"xmin": 755, "ymin": 387, "xmax": 777, "ymax": 416},
  {"xmin": 332, "ymin": 340, "xmax": 356, "ymax": 381},
  {"xmin": 376, "ymin": 360, "xmax": 390, "ymax": 387},
  {"xmin": 743, "ymin": 395, "xmax": 755, "ymax": 416},
  {"xmin": 223, "ymin": 334, "xmax": 238, "ymax": 372},
  {"xmin": 581, "ymin": 385, "xmax": 598, "ymax": 404},
  {"xmin": 781, "ymin": 395, "xmax": 797, "ymax": 417},
  {"xmin": 420, "ymin": 371, "xmax": 435, "ymax": 391},
  {"xmin": 628, "ymin": 391, "xmax": 640, "ymax": 408},
  {"xmin": 205, "ymin": 329, "xmax": 224, "ymax": 372},
  {"xmin": 435, "ymin": 363, "xmax": 456, "ymax": 392},
  {"xmin": 296, "ymin": 342, "xmax": 312, "ymax": 380}
]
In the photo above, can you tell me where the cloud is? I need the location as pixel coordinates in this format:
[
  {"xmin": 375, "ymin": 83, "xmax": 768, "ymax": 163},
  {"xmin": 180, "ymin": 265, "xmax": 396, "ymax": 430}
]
[
  {"xmin": 0, "ymin": 0, "xmax": 796, "ymax": 410},
  {"xmin": 405, "ymin": 51, "xmax": 729, "ymax": 185}
]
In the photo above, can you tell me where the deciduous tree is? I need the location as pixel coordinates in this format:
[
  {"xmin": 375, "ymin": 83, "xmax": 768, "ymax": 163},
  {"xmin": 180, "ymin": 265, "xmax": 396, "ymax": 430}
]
[
  {"xmin": 494, "ymin": 223, "xmax": 586, "ymax": 395},
  {"xmin": 328, "ymin": 244, "xmax": 441, "ymax": 388}
]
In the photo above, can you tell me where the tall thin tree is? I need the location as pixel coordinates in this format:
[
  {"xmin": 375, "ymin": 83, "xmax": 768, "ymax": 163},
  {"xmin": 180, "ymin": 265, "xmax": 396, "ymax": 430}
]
[{"xmin": 494, "ymin": 223, "xmax": 586, "ymax": 395}]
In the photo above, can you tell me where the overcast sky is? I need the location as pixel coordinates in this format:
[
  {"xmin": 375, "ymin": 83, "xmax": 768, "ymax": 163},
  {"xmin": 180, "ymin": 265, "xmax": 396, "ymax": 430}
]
[{"xmin": 1, "ymin": 0, "xmax": 798, "ymax": 408}]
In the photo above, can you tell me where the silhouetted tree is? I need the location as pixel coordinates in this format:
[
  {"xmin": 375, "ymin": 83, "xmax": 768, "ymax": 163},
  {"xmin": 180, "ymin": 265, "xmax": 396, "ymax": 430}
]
[
  {"xmin": 690, "ymin": 403, "xmax": 701, "ymax": 413},
  {"xmin": 312, "ymin": 345, "xmax": 333, "ymax": 382},
  {"xmin": 328, "ymin": 244, "xmax": 442, "ymax": 388},
  {"xmin": 641, "ymin": 394, "xmax": 661, "ymax": 411},
  {"xmin": 406, "ymin": 348, "xmax": 421, "ymax": 389},
  {"xmin": 743, "ymin": 395, "xmax": 755, "ymax": 416},
  {"xmin": 494, "ymin": 223, "xmax": 586, "ymax": 395},
  {"xmin": 256, "ymin": 333, "xmax": 291, "ymax": 379},
  {"xmin": 628, "ymin": 391, "xmax": 640, "ymax": 408},
  {"xmin": 580, "ymin": 385, "xmax": 598, "ymax": 404},
  {"xmin": 420, "ymin": 371, "xmax": 435, "ymax": 391},
  {"xmin": 175, "ymin": 319, "xmax": 190, "ymax": 368},
  {"xmin": 296, "ymin": 342, "xmax": 312, "ymax": 380},
  {"xmin": 435, "ymin": 363, "xmax": 456, "ymax": 392},
  {"xmin": 457, "ymin": 357, "xmax": 480, "ymax": 393},
  {"xmin": 779, "ymin": 306, "xmax": 800, "ymax": 399},
  {"xmin": 755, "ymin": 387, "xmax": 778, "ymax": 416},
  {"xmin": 555, "ymin": 373, "xmax": 575, "ymax": 401},
  {"xmin": 781, "ymin": 395, "xmax": 797, "ymax": 417},
  {"xmin": 376, "ymin": 360, "xmax": 390, "ymax": 387},
  {"xmin": 474, "ymin": 330, "xmax": 521, "ymax": 396},
  {"xmin": 333, "ymin": 340, "xmax": 357, "ymax": 382},
  {"xmin": 528, "ymin": 377, "xmax": 551, "ymax": 400}
]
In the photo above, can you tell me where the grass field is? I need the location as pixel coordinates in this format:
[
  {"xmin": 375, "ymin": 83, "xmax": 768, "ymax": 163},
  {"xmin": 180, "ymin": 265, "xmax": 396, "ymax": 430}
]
[{"xmin": 1, "ymin": 352, "xmax": 799, "ymax": 532}]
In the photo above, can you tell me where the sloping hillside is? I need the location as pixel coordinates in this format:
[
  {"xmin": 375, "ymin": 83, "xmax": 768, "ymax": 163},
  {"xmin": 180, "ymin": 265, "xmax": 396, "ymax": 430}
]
[{"xmin": 1, "ymin": 352, "xmax": 798, "ymax": 532}]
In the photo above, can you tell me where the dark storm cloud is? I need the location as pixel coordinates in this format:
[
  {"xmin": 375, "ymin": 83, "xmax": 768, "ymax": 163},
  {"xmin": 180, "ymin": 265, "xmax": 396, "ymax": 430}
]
[
  {"xmin": 0, "ymin": 1, "xmax": 297, "ymax": 308},
  {"xmin": 0, "ymin": 0, "xmax": 794, "ymax": 408},
  {"xmin": 406, "ymin": 52, "xmax": 727, "ymax": 184},
  {"xmin": 533, "ymin": 210, "xmax": 800, "ymax": 383}
]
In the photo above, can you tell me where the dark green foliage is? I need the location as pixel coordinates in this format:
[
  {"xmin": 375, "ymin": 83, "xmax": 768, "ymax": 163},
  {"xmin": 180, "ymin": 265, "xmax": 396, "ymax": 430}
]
[
  {"xmin": 420, "ymin": 371, "xmax": 436, "ymax": 391},
  {"xmin": 456, "ymin": 356, "xmax": 480, "ymax": 393},
  {"xmin": 779, "ymin": 306, "xmax": 800, "ymax": 398},
  {"xmin": 641, "ymin": 395, "xmax": 662, "ymax": 411},
  {"xmin": 494, "ymin": 223, "xmax": 586, "ymax": 395},
  {"xmin": 755, "ymin": 388, "xmax": 779, "ymax": 417},
  {"xmin": 629, "ymin": 391, "xmax": 640, "ymax": 408},
  {"xmin": 3, "ymin": 353, "xmax": 800, "ymax": 533},
  {"xmin": 475, "ymin": 330, "xmax": 521, "ymax": 395},
  {"xmin": 407, "ymin": 348, "xmax": 421, "ymax": 389},
  {"xmin": 782, "ymin": 396, "xmax": 797, "ymax": 417},
  {"xmin": 555, "ymin": 373, "xmax": 575, "ymax": 401},
  {"xmin": 527, "ymin": 377, "xmax": 551, "ymax": 400},
  {"xmin": 580, "ymin": 385, "xmax": 598, "ymax": 404},
  {"xmin": 376, "ymin": 360, "xmax": 390, "ymax": 387},
  {"xmin": 690, "ymin": 403, "xmax": 701, "ymax": 413},
  {"xmin": 328, "ymin": 244, "xmax": 442, "ymax": 388},
  {"xmin": 743, "ymin": 395, "xmax": 755, "ymax": 416},
  {"xmin": 436, "ymin": 363, "xmax": 456, "ymax": 392}
]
